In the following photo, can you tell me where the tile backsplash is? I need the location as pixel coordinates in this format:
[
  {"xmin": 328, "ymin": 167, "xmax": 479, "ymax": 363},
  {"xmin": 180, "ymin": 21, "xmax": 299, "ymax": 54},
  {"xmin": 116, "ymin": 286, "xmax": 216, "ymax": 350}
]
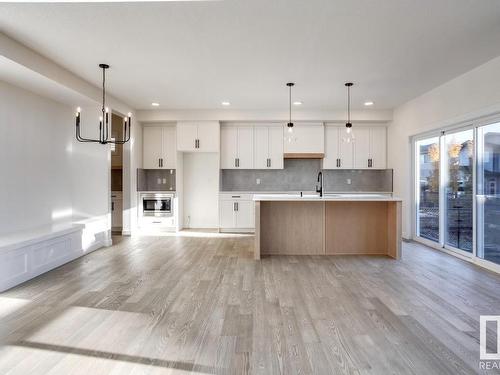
[
  {"xmin": 220, "ymin": 159, "xmax": 392, "ymax": 192},
  {"xmin": 137, "ymin": 169, "xmax": 176, "ymax": 191}
]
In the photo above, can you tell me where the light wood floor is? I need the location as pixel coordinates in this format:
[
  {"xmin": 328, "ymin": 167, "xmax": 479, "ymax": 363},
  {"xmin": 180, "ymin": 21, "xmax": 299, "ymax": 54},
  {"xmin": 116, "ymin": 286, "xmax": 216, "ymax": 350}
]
[{"xmin": 1, "ymin": 234, "xmax": 499, "ymax": 375}]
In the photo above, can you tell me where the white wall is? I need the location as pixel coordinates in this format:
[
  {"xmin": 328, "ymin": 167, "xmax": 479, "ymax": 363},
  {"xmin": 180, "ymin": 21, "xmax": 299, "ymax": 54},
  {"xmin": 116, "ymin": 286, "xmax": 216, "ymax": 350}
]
[
  {"xmin": 1, "ymin": 33, "xmax": 140, "ymax": 236},
  {"xmin": 122, "ymin": 117, "xmax": 142, "ymax": 236},
  {"xmin": 0, "ymin": 80, "xmax": 73, "ymax": 234},
  {"xmin": 388, "ymin": 55, "xmax": 500, "ymax": 238},
  {"xmin": 0, "ymin": 80, "xmax": 111, "ymax": 250},
  {"xmin": 70, "ymin": 103, "xmax": 112, "ymax": 248},
  {"xmin": 182, "ymin": 153, "xmax": 219, "ymax": 228}
]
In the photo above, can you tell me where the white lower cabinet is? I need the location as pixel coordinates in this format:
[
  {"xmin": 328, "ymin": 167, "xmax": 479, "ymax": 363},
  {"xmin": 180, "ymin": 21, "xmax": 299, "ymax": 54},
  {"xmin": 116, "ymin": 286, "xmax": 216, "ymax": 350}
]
[{"xmin": 219, "ymin": 194, "xmax": 255, "ymax": 232}]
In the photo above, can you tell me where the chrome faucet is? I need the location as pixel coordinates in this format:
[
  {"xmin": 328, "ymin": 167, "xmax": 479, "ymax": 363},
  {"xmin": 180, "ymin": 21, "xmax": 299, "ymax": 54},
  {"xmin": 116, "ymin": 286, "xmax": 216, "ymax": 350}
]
[{"xmin": 316, "ymin": 171, "xmax": 323, "ymax": 197}]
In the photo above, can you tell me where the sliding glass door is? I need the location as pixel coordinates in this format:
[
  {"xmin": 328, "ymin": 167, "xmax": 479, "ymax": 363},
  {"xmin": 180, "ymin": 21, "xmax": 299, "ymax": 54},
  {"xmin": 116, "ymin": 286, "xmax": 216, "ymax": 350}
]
[
  {"xmin": 416, "ymin": 137, "xmax": 440, "ymax": 243},
  {"xmin": 477, "ymin": 122, "xmax": 500, "ymax": 265},
  {"xmin": 444, "ymin": 129, "xmax": 474, "ymax": 253},
  {"xmin": 414, "ymin": 120, "xmax": 500, "ymax": 268}
]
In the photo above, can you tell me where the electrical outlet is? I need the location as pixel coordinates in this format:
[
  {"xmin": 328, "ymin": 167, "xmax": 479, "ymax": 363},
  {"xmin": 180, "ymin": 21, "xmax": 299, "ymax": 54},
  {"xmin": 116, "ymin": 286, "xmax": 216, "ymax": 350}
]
[
  {"xmin": 256, "ymin": 178, "xmax": 261, "ymax": 185},
  {"xmin": 162, "ymin": 178, "xmax": 167, "ymax": 184},
  {"xmin": 347, "ymin": 178, "xmax": 352, "ymax": 185},
  {"xmin": 157, "ymin": 178, "xmax": 161, "ymax": 184}
]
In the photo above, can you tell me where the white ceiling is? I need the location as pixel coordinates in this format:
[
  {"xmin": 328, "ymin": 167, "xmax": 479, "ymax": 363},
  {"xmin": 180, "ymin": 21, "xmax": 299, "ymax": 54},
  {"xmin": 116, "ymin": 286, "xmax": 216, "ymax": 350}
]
[{"xmin": 1, "ymin": 0, "xmax": 500, "ymax": 111}]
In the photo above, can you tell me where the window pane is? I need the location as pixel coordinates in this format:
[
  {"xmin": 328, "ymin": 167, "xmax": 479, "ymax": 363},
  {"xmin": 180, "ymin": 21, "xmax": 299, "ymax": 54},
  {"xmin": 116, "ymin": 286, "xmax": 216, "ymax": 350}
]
[
  {"xmin": 477, "ymin": 122, "xmax": 500, "ymax": 264},
  {"xmin": 416, "ymin": 137, "xmax": 440, "ymax": 242},
  {"xmin": 445, "ymin": 130, "xmax": 473, "ymax": 252}
]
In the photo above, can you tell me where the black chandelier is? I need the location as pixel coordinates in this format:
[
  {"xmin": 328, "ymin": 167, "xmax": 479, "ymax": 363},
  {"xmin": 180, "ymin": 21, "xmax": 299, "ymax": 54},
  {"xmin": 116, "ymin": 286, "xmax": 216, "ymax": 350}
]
[{"xmin": 76, "ymin": 64, "xmax": 131, "ymax": 144}]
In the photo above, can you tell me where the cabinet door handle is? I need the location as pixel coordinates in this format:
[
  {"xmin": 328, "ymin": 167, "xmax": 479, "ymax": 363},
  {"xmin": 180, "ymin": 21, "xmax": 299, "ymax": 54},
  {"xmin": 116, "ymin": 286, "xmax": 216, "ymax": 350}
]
[
  {"xmin": 237, "ymin": 158, "xmax": 240, "ymax": 167},
  {"xmin": 233, "ymin": 202, "xmax": 237, "ymax": 211},
  {"xmin": 197, "ymin": 139, "xmax": 200, "ymax": 149},
  {"xmin": 161, "ymin": 158, "xmax": 163, "ymax": 168},
  {"xmin": 111, "ymin": 201, "xmax": 114, "ymax": 211},
  {"xmin": 338, "ymin": 159, "xmax": 341, "ymax": 168},
  {"xmin": 158, "ymin": 158, "xmax": 161, "ymax": 168},
  {"xmin": 268, "ymin": 158, "xmax": 271, "ymax": 167},
  {"xmin": 235, "ymin": 158, "xmax": 237, "ymax": 167},
  {"xmin": 236, "ymin": 202, "xmax": 239, "ymax": 211}
]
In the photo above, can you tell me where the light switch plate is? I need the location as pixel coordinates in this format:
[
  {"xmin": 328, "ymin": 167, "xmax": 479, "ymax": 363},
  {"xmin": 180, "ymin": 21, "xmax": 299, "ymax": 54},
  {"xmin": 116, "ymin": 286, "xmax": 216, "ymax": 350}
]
[
  {"xmin": 256, "ymin": 178, "xmax": 261, "ymax": 185},
  {"xmin": 347, "ymin": 178, "xmax": 352, "ymax": 185},
  {"xmin": 157, "ymin": 178, "xmax": 161, "ymax": 184}
]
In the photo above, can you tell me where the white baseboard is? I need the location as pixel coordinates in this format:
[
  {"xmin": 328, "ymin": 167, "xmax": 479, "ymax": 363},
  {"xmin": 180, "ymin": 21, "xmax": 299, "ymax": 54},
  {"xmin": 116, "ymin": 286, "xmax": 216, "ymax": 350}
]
[{"xmin": 219, "ymin": 228, "xmax": 255, "ymax": 234}]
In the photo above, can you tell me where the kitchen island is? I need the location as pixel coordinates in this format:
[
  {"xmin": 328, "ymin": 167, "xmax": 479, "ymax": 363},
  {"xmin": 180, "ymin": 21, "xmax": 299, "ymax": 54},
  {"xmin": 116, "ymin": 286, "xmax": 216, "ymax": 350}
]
[{"xmin": 254, "ymin": 194, "xmax": 402, "ymax": 260}]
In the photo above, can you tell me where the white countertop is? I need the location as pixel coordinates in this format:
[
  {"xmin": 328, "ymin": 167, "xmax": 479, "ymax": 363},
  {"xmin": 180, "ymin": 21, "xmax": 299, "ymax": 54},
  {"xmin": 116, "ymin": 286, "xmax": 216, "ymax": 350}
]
[{"xmin": 253, "ymin": 193, "xmax": 401, "ymax": 202}]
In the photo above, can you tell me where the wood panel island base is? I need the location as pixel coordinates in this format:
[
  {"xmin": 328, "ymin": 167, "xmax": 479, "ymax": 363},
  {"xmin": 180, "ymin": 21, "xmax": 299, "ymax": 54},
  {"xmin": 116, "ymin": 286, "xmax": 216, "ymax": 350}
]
[{"xmin": 254, "ymin": 195, "xmax": 402, "ymax": 260}]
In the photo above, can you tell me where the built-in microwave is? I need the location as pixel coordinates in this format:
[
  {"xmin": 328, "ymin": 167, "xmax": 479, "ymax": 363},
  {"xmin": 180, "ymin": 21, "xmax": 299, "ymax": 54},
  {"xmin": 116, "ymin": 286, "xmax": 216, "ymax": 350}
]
[{"xmin": 140, "ymin": 193, "xmax": 173, "ymax": 217}]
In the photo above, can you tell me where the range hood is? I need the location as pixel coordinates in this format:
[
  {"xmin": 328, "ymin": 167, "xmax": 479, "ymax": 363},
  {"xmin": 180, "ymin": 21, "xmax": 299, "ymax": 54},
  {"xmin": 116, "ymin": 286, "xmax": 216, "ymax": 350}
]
[{"xmin": 283, "ymin": 123, "xmax": 324, "ymax": 158}]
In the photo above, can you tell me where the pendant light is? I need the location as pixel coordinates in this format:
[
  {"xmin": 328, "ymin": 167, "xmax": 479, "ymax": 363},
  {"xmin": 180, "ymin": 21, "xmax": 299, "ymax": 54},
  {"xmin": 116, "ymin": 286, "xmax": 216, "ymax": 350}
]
[
  {"xmin": 75, "ymin": 64, "xmax": 131, "ymax": 145},
  {"xmin": 286, "ymin": 82, "xmax": 296, "ymax": 143},
  {"xmin": 342, "ymin": 82, "xmax": 355, "ymax": 144}
]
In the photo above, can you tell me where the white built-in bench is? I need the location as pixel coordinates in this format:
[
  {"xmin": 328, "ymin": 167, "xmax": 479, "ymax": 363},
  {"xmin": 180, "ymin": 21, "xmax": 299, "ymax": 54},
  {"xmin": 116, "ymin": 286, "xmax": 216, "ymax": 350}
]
[{"xmin": 0, "ymin": 223, "xmax": 85, "ymax": 292}]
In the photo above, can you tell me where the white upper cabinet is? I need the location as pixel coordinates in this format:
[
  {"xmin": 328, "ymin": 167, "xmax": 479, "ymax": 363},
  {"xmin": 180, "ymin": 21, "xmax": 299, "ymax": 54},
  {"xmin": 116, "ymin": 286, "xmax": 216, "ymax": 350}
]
[
  {"xmin": 221, "ymin": 127, "xmax": 238, "ymax": 168},
  {"xmin": 323, "ymin": 126, "xmax": 342, "ymax": 169},
  {"xmin": 162, "ymin": 126, "xmax": 177, "ymax": 169},
  {"xmin": 324, "ymin": 125, "xmax": 386, "ymax": 169},
  {"xmin": 177, "ymin": 121, "xmax": 220, "ymax": 152},
  {"xmin": 143, "ymin": 127, "xmax": 163, "ymax": 169},
  {"xmin": 237, "ymin": 127, "xmax": 254, "ymax": 168},
  {"xmin": 284, "ymin": 123, "xmax": 324, "ymax": 155},
  {"xmin": 324, "ymin": 126, "xmax": 354, "ymax": 169},
  {"xmin": 221, "ymin": 124, "xmax": 283, "ymax": 170},
  {"xmin": 197, "ymin": 122, "xmax": 220, "ymax": 152},
  {"xmin": 353, "ymin": 126, "xmax": 387, "ymax": 169},
  {"xmin": 254, "ymin": 126, "xmax": 268, "ymax": 169},
  {"xmin": 220, "ymin": 126, "xmax": 254, "ymax": 169},
  {"xmin": 254, "ymin": 125, "xmax": 284, "ymax": 169},
  {"xmin": 369, "ymin": 127, "xmax": 387, "ymax": 169},
  {"xmin": 268, "ymin": 126, "xmax": 284, "ymax": 169},
  {"xmin": 143, "ymin": 126, "xmax": 176, "ymax": 169},
  {"xmin": 353, "ymin": 128, "xmax": 371, "ymax": 169}
]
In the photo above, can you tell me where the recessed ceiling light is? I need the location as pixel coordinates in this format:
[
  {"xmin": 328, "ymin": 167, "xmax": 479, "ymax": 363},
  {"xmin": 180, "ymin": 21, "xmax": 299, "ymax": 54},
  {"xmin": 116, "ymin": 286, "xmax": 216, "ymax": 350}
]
[
  {"xmin": 151, "ymin": 102, "xmax": 160, "ymax": 107},
  {"xmin": 293, "ymin": 101, "xmax": 303, "ymax": 106},
  {"xmin": 221, "ymin": 101, "xmax": 231, "ymax": 106},
  {"xmin": 364, "ymin": 101, "xmax": 374, "ymax": 106}
]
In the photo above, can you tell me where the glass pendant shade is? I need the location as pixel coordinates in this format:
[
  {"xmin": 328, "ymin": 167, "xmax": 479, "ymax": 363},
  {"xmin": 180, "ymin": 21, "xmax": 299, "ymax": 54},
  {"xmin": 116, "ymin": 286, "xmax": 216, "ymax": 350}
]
[{"xmin": 342, "ymin": 123, "xmax": 355, "ymax": 143}]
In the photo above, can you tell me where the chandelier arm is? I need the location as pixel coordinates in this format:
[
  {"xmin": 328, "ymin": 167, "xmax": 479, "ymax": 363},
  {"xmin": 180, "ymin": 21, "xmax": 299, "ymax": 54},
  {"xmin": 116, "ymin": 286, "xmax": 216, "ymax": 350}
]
[
  {"xmin": 108, "ymin": 119, "xmax": 131, "ymax": 144},
  {"xmin": 76, "ymin": 115, "xmax": 100, "ymax": 143}
]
